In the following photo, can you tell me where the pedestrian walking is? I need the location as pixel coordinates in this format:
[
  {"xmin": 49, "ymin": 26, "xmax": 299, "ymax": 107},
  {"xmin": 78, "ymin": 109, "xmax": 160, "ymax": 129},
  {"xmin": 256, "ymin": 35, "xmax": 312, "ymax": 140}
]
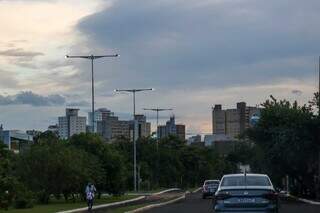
[{"xmin": 85, "ymin": 182, "xmax": 97, "ymax": 211}]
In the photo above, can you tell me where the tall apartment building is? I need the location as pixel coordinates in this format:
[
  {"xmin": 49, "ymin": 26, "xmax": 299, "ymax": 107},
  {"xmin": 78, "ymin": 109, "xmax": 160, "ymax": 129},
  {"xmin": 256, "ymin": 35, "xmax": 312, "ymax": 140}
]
[
  {"xmin": 176, "ymin": 124, "xmax": 186, "ymax": 141},
  {"xmin": 157, "ymin": 116, "xmax": 186, "ymax": 141},
  {"xmin": 134, "ymin": 114, "xmax": 151, "ymax": 139},
  {"xmin": 97, "ymin": 116, "xmax": 131, "ymax": 140},
  {"xmin": 96, "ymin": 112, "xmax": 151, "ymax": 141},
  {"xmin": 58, "ymin": 108, "xmax": 86, "ymax": 139},
  {"xmin": 212, "ymin": 102, "xmax": 260, "ymax": 139},
  {"xmin": 88, "ymin": 108, "xmax": 114, "ymax": 132}
]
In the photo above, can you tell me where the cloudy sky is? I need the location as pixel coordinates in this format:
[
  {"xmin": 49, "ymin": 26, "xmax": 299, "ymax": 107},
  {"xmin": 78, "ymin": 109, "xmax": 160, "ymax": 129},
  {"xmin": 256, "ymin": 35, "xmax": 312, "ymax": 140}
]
[{"xmin": 0, "ymin": 0, "xmax": 319, "ymax": 134}]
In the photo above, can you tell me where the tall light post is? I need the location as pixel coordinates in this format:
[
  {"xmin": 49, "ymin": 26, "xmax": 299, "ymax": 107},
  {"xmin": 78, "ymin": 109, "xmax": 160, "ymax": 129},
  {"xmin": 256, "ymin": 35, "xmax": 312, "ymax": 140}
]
[
  {"xmin": 114, "ymin": 88, "xmax": 153, "ymax": 191},
  {"xmin": 65, "ymin": 54, "xmax": 119, "ymax": 133},
  {"xmin": 143, "ymin": 108, "xmax": 172, "ymax": 187},
  {"xmin": 143, "ymin": 108, "xmax": 172, "ymax": 144}
]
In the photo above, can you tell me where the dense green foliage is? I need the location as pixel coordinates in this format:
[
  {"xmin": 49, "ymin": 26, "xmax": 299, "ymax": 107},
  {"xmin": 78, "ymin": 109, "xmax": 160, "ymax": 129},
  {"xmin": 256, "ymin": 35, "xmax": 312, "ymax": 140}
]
[
  {"xmin": 0, "ymin": 132, "xmax": 234, "ymax": 210},
  {"xmin": 234, "ymin": 94, "xmax": 320, "ymax": 198}
]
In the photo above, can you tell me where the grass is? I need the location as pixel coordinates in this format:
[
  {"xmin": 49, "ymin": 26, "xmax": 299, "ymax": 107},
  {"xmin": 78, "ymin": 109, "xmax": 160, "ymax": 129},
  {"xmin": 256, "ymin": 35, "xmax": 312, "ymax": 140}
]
[{"xmin": 3, "ymin": 195, "xmax": 138, "ymax": 213}]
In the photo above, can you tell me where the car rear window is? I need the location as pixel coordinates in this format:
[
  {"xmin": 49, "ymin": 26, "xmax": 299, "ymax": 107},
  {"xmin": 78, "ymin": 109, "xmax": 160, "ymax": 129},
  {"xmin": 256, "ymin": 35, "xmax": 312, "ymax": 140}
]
[
  {"xmin": 221, "ymin": 176, "xmax": 271, "ymax": 187},
  {"xmin": 205, "ymin": 180, "xmax": 219, "ymax": 185}
]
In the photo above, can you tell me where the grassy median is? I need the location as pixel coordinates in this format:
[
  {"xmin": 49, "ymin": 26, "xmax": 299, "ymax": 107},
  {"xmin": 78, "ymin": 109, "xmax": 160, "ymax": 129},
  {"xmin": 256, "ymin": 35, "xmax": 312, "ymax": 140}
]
[{"xmin": 3, "ymin": 195, "xmax": 138, "ymax": 213}]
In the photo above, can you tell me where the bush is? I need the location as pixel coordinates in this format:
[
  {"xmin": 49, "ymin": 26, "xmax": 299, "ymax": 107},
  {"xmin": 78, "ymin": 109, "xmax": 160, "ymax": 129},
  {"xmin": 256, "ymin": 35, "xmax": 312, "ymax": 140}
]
[
  {"xmin": 14, "ymin": 197, "xmax": 33, "ymax": 209},
  {"xmin": 14, "ymin": 185, "xmax": 34, "ymax": 209}
]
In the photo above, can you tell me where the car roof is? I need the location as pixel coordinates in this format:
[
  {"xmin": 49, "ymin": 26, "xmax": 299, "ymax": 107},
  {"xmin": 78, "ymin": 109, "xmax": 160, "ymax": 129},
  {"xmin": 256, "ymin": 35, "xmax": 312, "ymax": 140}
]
[{"xmin": 222, "ymin": 173, "xmax": 269, "ymax": 178}]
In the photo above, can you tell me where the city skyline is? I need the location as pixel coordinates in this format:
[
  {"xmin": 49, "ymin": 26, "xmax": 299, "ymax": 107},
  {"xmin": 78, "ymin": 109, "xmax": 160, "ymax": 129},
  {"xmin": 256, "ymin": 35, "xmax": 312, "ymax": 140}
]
[{"xmin": 0, "ymin": 0, "xmax": 319, "ymax": 133}]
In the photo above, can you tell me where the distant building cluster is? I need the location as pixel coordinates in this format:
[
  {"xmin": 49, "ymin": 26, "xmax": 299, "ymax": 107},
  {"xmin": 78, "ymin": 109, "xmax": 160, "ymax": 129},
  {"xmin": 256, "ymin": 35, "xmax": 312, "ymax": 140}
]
[
  {"xmin": 212, "ymin": 102, "xmax": 260, "ymax": 139},
  {"xmin": 186, "ymin": 102, "xmax": 260, "ymax": 155},
  {"xmin": 0, "ymin": 101, "xmax": 260, "ymax": 154},
  {"xmin": 157, "ymin": 116, "xmax": 185, "ymax": 141},
  {"xmin": 0, "ymin": 106, "xmax": 187, "ymax": 152}
]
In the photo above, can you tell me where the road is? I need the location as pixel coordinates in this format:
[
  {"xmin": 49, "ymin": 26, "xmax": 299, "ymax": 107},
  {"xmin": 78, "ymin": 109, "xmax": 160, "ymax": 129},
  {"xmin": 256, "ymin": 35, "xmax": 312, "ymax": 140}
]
[{"xmin": 144, "ymin": 192, "xmax": 320, "ymax": 213}]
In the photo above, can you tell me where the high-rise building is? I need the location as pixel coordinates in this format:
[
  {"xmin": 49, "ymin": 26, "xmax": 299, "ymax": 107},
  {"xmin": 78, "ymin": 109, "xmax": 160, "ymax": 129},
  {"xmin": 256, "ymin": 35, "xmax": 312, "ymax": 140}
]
[
  {"xmin": 157, "ymin": 116, "xmax": 186, "ymax": 141},
  {"xmin": 212, "ymin": 102, "xmax": 260, "ymax": 139},
  {"xmin": 176, "ymin": 124, "xmax": 185, "ymax": 141},
  {"xmin": 88, "ymin": 108, "xmax": 114, "ymax": 132},
  {"xmin": 135, "ymin": 114, "xmax": 151, "ymax": 138},
  {"xmin": 58, "ymin": 108, "xmax": 86, "ymax": 139},
  {"xmin": 96, "ymin": 112, "xmax": 151, "ymax": 141},
  {"xmin": 97, "ymin": 116, "xmax": 131, "ymax": 140}
]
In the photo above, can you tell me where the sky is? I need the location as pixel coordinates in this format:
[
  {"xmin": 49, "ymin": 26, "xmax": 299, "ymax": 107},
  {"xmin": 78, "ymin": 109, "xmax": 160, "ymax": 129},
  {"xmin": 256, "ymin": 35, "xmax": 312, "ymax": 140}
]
[{"xmin": 0, "ymin": 0, "xmax": 319, "ymax": 134}]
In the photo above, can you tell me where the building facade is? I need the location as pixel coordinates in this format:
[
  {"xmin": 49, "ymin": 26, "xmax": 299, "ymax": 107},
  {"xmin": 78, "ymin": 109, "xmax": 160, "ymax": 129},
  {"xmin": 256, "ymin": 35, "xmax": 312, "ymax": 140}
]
[
  {"xmin": 96, "ymin": 112, "xmax": 151, "ymax": 141},
  {"xmin": 0, "ymin": 126, "xmax": 33, "ymax": 153},
  {"xmin": 187, "ymin": 134, "xmax": 202, "ymax": 145},
  {"xmin": 88, "ymin": 108, "xmax": 114, "ymax": 132},
  {"xmin": 58, "ymin": 108, "xmax": 86, "ymax": 139},
  {"xmin": 97, "ymin": 116, "xmax": 131, "ymax": 140},
  {"xmin": 212, "ymin": 102, "xmax": 260, "ymax": 139},
  {"xmin": 157, "ymin": 116, "xmax": 186, "ymax": 141}
]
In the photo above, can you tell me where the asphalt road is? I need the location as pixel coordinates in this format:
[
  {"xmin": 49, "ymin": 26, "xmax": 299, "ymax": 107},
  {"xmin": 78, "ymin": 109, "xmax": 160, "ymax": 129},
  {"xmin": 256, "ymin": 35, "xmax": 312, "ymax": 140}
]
[{"xmin": 144, "ymin": 192, "xmax": 320, "ymax": 213}]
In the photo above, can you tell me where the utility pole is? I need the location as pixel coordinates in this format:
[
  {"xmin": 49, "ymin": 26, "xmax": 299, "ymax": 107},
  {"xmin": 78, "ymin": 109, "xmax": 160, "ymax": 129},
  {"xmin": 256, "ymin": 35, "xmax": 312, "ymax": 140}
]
[
  {"xmin": 114, "ymin": 88, "xmax": 153, "ymax": 191},
  {"xmin": 143, "ymin": 108, "xmax": 173, "ymax": 145},
  {"xmin": 65, "ymin": 54, "xmax": 119, "ymax": 132},
  {"xmin": 143, "ymin": 108, "xmax": 172, "ymax": 187}
]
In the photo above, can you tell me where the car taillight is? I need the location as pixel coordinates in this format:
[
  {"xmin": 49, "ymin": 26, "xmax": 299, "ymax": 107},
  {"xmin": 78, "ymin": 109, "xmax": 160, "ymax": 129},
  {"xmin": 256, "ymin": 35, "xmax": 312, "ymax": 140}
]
[
  {"xmin": 263, "ymin": 191, "xmax": 278, "ymax": 201},
  {"xmin": 215, "ymin": 191, "xmax": 231, "ymax": 200}
]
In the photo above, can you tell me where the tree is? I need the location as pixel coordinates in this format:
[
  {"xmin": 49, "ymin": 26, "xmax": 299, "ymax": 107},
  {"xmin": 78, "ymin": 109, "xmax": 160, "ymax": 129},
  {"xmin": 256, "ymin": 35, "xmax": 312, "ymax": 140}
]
[
  {"xmin": 17, "ymin": 143, "xmax": 104, "ymax": 203},
  {"xmin": 247, "ymin": 97, "xmax": 319, "ymax": 196}
]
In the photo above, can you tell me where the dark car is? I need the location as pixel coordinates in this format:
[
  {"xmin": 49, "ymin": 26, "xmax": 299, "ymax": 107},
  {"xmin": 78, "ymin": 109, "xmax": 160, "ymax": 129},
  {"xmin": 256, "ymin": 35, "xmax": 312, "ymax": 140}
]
[
  {"xmin": 202, "ymin": 180, "xmax": 220, "ymax": 199},
  {"xmin": 213, "ymin": 174, "xmax": 279, "ymax": 212}
]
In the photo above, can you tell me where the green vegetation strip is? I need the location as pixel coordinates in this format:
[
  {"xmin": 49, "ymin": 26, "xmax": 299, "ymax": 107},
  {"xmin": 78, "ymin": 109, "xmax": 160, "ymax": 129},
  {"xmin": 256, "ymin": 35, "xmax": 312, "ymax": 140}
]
[{"xmin": 4, "ymin": 195, "xmax": 138, "ymax": 213}]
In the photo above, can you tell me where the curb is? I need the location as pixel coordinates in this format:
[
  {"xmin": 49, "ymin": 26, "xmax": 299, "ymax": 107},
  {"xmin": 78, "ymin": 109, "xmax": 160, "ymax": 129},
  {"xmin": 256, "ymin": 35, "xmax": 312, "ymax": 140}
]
[
  {"xmin": 56, "ymin": 196, "xmax": 145, "ymax": 213},
  {"xmin": 152, "ymin": 188, "xmax": 181, "ymax": 195},
  {"xmin": 125, "ymin": 194, "xmax": 186, "ymax": 213},
  {"xmin": 191, "ymin": 187, "xmax": 201, "ymax": 193},
  {"xmin": 289, "ymin": 195, "xmax": 320, "ymax": 205},
  {"xmin": 56, "ymin": 188, "xmax": 181, "ymax": 213}
]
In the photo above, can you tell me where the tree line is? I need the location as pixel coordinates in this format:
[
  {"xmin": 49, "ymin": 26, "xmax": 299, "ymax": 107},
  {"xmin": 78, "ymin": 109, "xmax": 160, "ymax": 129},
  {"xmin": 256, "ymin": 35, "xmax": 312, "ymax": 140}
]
[
  {"xmin": 228, "ymin": 93, "xmax": 320, "ymax": 198},
  {"xmin": 0, "ymin": 131, "xmax": 235, "ymax": 210},
  {"xmin": 0, "ymin": 92, "xmax": 319, "ymax": 210}
]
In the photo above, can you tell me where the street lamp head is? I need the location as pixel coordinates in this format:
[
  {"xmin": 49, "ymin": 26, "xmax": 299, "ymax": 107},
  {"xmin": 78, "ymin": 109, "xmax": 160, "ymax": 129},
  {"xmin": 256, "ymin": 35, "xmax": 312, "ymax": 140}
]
[
  {"xmin": 65, "ymin": 55, "xmax": 69, "ymax": 59},
  {"xmin": 151, "ymin": 88, "xmax": 155, "ymax": 91},
  {"xmin": 116, "ymin": 54, "xmax": 120, "ymax": 57}
]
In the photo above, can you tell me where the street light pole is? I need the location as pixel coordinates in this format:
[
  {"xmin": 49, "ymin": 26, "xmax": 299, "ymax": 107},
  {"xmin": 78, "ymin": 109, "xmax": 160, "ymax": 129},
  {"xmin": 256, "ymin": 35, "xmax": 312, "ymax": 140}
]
[
  {"xmin": 143, "ymin": 108, "xmax": 173, "ymax": 145},
  {"xmin": 143, "ymin": 108, "xmax": 172, "ymax": 187},
  {"xmin": 66, "ymin": 54, "xmax": 119, "ymax": 133},
  {"xmin": 115, "ymin": 88, "xmax": 153, "ymax": 191}
]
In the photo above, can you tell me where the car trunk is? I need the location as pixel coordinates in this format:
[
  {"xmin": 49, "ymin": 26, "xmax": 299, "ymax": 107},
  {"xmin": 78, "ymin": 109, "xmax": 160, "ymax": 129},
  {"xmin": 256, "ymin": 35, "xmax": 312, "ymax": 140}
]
[{"xmin": 217, "ymin": 188, "xmax": 277, "ymax": 208}]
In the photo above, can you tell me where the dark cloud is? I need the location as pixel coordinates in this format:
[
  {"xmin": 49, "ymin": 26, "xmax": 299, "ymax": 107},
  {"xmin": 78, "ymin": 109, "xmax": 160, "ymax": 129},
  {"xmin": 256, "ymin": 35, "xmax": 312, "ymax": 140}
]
[
  {"xmin": 76, "ymin": 0, "xmax": 320, "ymax": 91},
  {"xmin": 0, "ymin": 48, "xmax": 44, "ymax": 58},
  {"xmin": 66, "ymin": 100, "xmax": 90, "ymax": 107},
  {"xmin": 0, "ymin": 91, "xmax": 65, "ymax": 106}
]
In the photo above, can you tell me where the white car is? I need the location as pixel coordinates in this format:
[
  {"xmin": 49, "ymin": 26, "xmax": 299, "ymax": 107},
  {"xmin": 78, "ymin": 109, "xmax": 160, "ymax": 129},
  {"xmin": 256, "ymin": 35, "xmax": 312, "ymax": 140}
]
[{"xmin": 214, "ymin": 173, "xmax": 279, "ymax": 212}]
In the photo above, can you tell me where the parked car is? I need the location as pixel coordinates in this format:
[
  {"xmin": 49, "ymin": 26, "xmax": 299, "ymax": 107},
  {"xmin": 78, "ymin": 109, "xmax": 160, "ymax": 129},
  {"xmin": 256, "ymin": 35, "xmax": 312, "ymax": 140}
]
[
  {"xmin": 213, "ymin": 173, "xmax": 279, "ymax": 212},
  {"xmin": 202, "ymin": 179, "xmax": 220, "ymax": 199}
]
